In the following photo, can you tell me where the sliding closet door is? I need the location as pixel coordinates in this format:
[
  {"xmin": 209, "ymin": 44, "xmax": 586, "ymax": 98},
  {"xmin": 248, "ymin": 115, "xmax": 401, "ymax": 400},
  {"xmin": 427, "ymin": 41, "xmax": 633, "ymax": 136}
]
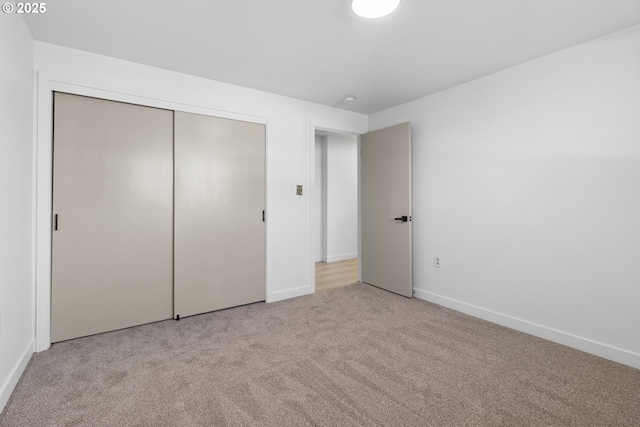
[
  {"xmin": 174, "ymin": 112, "xmax": 265, "ymax": 318},
  {"xmin": 51, "ymin": 93, "xmax": 174, "ymax": 342}
]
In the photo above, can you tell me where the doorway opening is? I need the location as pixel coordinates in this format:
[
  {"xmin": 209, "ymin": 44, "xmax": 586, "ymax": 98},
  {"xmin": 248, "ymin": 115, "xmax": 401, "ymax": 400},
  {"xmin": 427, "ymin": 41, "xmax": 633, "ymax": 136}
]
[{"xmin": 312, "ymin": 129, "xmax": 359, "ymax": 291}]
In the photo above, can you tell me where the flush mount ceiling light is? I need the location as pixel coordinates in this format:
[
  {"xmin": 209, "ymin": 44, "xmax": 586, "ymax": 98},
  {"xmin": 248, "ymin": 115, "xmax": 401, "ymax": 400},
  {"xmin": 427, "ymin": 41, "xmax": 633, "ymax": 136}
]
[
  {"xmin": 350, "ymin": 0, "xmax": 400, "ymax": 19},
  {"xmin": 342, "ymin": 95, "xmax": 357, "ymax": 103}
]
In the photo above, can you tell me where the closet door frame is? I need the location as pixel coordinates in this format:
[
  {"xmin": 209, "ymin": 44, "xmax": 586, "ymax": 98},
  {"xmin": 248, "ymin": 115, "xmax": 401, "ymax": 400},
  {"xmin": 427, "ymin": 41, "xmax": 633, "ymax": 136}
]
[{"xmin": 34, "ymin": 78, "xmax": 268, "ymax": 351}]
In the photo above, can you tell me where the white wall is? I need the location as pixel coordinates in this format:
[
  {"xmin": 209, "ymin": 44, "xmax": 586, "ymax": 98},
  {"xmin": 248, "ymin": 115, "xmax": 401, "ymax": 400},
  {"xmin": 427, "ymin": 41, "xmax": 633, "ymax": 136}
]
[
  {"xmin": 370, "ymin": 24, "xmax": 640, "ymax": 368},
  {"xmin": 33, "ymin": 42, "xmax": 368, "ymax": 351},
  {"xmin": 325, "ymin": 134, "xmax": 358, "ymax": 262},
  {"xmin": 0, "ymin": 15, "xmax": 34, "ymax": 412}
]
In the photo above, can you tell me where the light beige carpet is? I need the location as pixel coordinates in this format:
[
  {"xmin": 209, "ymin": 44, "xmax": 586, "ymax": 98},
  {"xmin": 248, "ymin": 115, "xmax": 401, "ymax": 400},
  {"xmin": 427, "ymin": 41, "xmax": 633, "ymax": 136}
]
[{"xmin": 1, "ymin": 283, "xmax": 639, "ymax": 426}]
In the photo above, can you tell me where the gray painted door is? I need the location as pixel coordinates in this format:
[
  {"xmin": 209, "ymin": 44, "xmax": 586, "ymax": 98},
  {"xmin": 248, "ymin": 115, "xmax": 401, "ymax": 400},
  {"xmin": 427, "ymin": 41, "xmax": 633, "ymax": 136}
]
[
  {"xmin": 361, "ymin": 122, "xmax": 412, "ymax": 297},
  {"xmin": 51, "ymin": 92, "xmax": 174, "ymax": 342},
  {"xmin": 174, "ymin": 111, "xmax": 266, "ymax": 318}
]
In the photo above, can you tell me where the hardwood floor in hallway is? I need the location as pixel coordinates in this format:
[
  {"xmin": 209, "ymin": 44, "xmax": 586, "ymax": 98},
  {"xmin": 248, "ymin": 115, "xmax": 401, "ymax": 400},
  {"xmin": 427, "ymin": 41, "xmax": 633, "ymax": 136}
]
[{"xmin": 315, "ymin": 258, "xmax": 358, "ymax": 291}]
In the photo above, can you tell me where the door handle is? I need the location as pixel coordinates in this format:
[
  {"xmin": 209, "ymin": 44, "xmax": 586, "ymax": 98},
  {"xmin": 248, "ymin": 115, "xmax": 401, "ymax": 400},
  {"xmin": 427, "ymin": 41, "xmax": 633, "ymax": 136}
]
[{"xmin": 394, "ymin": 216, "xmax": 409, "ymax": 222}]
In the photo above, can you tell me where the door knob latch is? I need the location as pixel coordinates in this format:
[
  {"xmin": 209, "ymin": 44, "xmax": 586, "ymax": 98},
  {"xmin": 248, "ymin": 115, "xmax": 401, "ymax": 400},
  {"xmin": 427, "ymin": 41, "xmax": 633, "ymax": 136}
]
[{"xmin": 394, "ymin": 216, "xmax": 409, "ymax": 222}]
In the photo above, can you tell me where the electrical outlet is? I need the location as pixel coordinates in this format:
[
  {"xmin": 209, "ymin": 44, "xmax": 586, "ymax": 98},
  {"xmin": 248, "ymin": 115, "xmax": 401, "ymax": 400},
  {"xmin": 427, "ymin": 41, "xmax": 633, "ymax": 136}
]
[{"xmin": 434, "ymin": 256, "xmax": 442, "ymax": 268}]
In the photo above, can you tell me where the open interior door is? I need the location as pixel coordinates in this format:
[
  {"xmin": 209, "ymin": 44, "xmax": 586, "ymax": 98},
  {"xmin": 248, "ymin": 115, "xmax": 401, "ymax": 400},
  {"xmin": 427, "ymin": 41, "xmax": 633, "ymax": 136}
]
[{"xmin": 360, "ymin": 122, "xmax": 412, "ymax": 297}]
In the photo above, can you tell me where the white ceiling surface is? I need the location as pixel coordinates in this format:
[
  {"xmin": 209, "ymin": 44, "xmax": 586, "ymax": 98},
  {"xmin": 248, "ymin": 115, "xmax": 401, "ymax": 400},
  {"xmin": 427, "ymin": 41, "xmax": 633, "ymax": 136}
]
[{"xmin": 24, "ymin": 0, "xmax": 640, "ymax": 114}]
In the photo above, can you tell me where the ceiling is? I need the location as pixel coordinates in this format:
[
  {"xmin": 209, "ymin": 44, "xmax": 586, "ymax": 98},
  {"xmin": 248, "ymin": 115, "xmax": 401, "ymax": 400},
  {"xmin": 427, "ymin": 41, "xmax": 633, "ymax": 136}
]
[{"xmin": 23, "ymin": 0, "xmax": 640, "ymax": 114}]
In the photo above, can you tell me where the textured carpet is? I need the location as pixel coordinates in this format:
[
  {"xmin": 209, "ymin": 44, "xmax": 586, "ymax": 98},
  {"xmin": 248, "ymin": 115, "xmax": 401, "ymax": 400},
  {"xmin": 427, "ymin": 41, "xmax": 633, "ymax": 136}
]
[{"xmin": 1, "ymin": 283, "xmax": 639, "ymax": 426}]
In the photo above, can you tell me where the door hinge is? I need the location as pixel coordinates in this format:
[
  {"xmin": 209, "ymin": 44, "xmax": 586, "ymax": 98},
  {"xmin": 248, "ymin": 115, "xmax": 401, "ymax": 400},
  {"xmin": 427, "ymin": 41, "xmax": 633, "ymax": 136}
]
[
  {"xmin": 54, "ymin": 214, "xmax": 58, "ymax": 231},
  {"xmin": 262, "ymin": 210, "xmax": 265, "ymax": 222}
]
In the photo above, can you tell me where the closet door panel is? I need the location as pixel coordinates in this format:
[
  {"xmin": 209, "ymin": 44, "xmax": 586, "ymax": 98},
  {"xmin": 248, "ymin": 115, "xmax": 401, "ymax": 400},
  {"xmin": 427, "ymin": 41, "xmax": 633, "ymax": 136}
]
[
  {"xmin": 51, "ymin": 93, "xmax": 174, "ymax": 342},
  {"xmin": 174, "ymin": 112, "xmax": 265, "ymax": 318}
]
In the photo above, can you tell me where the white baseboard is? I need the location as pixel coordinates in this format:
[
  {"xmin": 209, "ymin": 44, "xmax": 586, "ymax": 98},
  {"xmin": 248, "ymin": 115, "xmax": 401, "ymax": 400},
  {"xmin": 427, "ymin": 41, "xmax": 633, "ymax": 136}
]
[
  {"xmin": 413, "ymin": 289, "xmax": 640, "ymax": 370},
  {"xmin": 326, "ymin": 253, "xmax": 357, "ymax": 263},
  {"xmin": 0, "ymin": 339, "xmax": 33, "ymax": 414},
  {"xmin": 267, "ymin": 284, "xmax": 313, "ymax": 303}
]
